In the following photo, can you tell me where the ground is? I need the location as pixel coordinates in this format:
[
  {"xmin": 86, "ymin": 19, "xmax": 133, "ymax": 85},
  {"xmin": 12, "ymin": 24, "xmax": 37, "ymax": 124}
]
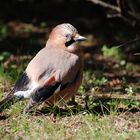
[{"xmin": 0, "ymin": 21, "xmax": 140, "ymax": 140}]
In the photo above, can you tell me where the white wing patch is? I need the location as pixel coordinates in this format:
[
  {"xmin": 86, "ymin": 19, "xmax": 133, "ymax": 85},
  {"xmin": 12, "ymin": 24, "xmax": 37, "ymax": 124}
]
[
  {"xmin": 29, "ymin": 81, "xmax": 40, "ymax": 90},
  {"xmin": 14, "ymin": 81, "xmax": 40, "ymax": 98},
  {"xmin": 54, "ymin": 85, "xmax": 61, "ymax": 94},
  {"xmin": 14, "ymin": 90, "xmax": 32, "ymax": 98}
]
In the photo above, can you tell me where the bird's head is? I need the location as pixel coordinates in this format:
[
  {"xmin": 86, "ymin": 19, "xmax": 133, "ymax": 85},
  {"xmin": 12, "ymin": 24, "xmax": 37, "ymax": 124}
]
[{"xmin": 47, "ymin": 23, "xmax": 86, "ymax": 52}]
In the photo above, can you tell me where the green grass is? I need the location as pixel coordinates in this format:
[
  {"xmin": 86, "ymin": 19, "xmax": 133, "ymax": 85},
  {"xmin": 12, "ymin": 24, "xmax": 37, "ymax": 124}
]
[
  {"xmin": 0, "ymin": 54, "xmax": 140, "ymax": 140},
  {"xmin": 0, "ymin": 109, "xmax": 139, "ymax": 140},
  {"xmin": 0, "ymin": 80, "xmax": 139, "ymax": 140}
]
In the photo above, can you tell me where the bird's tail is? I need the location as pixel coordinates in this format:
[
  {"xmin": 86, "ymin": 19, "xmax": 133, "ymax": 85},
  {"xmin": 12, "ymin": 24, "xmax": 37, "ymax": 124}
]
[{"xmin": 0, "ymin": 90, "xmax": 22, "ymax": 112}]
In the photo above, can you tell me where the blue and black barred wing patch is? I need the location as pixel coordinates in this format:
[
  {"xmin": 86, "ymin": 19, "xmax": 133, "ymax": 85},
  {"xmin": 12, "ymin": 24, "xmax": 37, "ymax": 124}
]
[{"xmin": 31, "ymin": 70, "xmax": 80, "ymax": 103}]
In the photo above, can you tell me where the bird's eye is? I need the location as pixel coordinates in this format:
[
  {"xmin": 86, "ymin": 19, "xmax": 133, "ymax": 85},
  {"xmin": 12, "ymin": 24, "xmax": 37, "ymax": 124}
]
[{"xmin": 65, "ymin": 34, "xmax": 70, "ymax": 38}]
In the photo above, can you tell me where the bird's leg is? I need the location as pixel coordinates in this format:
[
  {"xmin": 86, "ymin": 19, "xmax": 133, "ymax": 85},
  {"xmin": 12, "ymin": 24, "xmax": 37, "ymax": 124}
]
[
  {"xmin": 23, "ymin": 98, "xmax": 38, "ymax": 113},
  {"xmin": 71, "ymin": 95, "xmax": 78, "ymax": 105},
  {"xmin": 67, "ymin": 95, "xmax": 78, "ymax": 106},
  {"xmin": 71, "ymin": 96, "xmax": 75, "ymax": 102}
]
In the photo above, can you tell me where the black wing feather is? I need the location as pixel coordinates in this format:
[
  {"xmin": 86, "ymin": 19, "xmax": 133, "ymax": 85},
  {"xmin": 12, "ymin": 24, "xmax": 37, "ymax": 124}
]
[
  {"xmin": 31, "ymin": 70, "xmax": 80, "ymax": 103},
  {"xmin": 32, "ymin": 81, "xmax": 61, "ymax": 102},
  {"xmin": 13, "ymin": 72, "xmax": 30, "ymax": 93}
]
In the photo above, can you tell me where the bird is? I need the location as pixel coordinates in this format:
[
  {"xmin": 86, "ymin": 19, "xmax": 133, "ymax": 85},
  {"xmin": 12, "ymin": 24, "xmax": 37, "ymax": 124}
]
[{"xmin": 0, "ymin": 23, "xmax": 86, "ymax": 113}]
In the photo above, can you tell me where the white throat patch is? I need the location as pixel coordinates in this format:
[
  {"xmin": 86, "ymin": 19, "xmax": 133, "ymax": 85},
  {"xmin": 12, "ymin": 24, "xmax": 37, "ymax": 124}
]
[{"xmin": 67, "ymin": 42, "xmax": 77, "ymax": 51}]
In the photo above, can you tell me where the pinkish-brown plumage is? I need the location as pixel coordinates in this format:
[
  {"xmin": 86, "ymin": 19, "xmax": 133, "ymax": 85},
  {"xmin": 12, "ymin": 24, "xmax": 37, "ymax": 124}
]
[{"xmin": 0, "ymin": 23, "xmax": 86, "ymax": 113}]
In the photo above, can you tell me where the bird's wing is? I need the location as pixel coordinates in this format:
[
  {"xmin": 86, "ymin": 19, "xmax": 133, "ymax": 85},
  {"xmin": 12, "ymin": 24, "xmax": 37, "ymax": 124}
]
[
  {"xmin": 0, "ymin": 47, "xmax": 81, "ymax": 112},
  {"xmin": 31, "ymin": 68, "xmax": 80, "ymax": 103},
  {"xmin": 23, "ymin": 68, "xmax": 80, "ymax": 113},
  {"xmin": 25, "ymin": 48, "xmax": 81, "ymax": 103},
  {"xmin": 22, "ymin": 54, "xmax": 81, "ymax": 113}
]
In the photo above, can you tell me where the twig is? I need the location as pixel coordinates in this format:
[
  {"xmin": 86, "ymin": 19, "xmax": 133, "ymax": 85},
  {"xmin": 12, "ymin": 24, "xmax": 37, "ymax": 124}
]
[
  {"xmin": 117, "ymin": 36, "xmax": 140, "ymax": 48},
  {"xmin": 134, "ymin": 53, "xmax": 140, "ymax": 56},
  {"xmin": 89, "ymin": 0, "xmax": 121, "ymax": 12},
  {"xmin": 88, "ymin": 91, "xmax": 140, "ymax": 101}
]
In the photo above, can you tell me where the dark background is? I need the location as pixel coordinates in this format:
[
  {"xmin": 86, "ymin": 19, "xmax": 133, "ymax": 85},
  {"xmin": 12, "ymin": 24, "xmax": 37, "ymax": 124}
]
[{"xmin": 0, "ymin": 0, "xmax": 140, "ymax": 54}]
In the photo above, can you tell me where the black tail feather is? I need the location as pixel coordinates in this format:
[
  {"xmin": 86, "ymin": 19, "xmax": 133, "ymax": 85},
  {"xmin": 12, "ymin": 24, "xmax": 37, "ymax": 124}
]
[
  {"xmin": 0, "ymin": 72, "xmax": 29, "ymax": 112},
  {"xmin": 0, "ymin": 92, "xmax": 23, "ymax": 112}
]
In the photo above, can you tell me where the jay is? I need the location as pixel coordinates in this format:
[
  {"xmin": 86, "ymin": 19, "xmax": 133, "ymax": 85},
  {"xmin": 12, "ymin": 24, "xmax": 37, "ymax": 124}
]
[{"xmin": 0, "ymin": 23, "xmax": 86, "ymax": 113}]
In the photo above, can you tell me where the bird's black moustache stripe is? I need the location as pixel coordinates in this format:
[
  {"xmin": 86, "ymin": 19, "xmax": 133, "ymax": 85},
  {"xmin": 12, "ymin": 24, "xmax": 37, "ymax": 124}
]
[{"xmin": 65, "ymin": 39, "xmax": 75, "ymax": 47}]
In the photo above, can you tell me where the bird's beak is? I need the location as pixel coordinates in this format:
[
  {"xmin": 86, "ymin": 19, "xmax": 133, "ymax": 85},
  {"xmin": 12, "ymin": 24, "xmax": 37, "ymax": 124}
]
[{"xmin": 74, "ymin": 34, "xmax": 86, "ymax": 42}]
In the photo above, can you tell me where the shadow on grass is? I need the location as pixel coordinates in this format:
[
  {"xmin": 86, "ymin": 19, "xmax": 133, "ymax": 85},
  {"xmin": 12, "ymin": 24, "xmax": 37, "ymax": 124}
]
[
  {"xmin": 33, "ymin": 98, "xmax": 140, "ymax": 117},
  {"xmin": 0, "ymin": 98, "xmax": 139, "ymax": 120},
  {"xmin": 0, "ymin": 114, "xmax": 8, "ymax": 120}
]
